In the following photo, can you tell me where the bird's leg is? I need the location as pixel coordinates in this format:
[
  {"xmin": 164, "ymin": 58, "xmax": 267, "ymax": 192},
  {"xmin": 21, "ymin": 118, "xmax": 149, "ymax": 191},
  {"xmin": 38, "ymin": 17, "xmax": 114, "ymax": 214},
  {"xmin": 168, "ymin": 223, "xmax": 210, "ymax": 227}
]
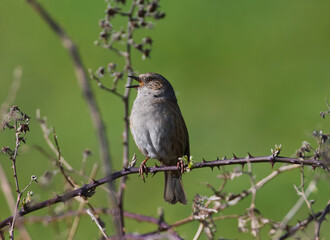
[
  {"xmin": 139, "ymin": 157, "xmax": 150, "ymax": 182},
  {"xmin": 177, "ymin": 159, "xmax": 185, "ymax": 174}
]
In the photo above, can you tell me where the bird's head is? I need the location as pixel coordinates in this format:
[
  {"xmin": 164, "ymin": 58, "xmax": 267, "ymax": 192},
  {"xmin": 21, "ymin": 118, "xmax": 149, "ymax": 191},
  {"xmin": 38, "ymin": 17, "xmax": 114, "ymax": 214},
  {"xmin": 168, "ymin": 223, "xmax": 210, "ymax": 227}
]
[{"xmin": 127, "ymin": 73, "xmax": 176, "ymax": 100}]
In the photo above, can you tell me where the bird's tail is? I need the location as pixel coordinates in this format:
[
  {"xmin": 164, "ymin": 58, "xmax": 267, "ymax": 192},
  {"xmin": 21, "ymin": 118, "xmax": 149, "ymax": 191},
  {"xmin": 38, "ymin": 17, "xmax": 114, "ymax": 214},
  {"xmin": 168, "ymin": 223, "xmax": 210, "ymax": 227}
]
[{"xmin": 164, "ymin": 172, "xmax": 187, "ymax": 204}]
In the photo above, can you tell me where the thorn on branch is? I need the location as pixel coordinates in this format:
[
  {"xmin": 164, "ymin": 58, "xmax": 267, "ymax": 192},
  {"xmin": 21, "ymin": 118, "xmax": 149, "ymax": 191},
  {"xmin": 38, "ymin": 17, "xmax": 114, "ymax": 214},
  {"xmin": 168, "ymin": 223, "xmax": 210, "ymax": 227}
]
[
  {"xmin": 269, "ymin": 160, "xmax": 275, "ymax": 169},
  {"xmin": 241, "ymin": 163, "xmax": 245, "ymax": 170}
]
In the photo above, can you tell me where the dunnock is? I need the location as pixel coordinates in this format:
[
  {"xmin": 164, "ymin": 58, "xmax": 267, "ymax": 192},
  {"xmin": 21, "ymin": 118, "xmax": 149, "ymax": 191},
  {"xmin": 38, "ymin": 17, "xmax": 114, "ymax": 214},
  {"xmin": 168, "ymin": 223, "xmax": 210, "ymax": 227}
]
[{"xmin": 127, "ymin": 73, "xmax": 189, "ymax": 204}]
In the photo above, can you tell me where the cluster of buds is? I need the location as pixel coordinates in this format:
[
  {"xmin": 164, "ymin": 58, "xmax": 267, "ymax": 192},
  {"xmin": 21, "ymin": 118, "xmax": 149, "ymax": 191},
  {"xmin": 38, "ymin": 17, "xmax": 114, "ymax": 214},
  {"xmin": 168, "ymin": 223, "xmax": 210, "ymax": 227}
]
[
  {"xmin": 313, "ymin": 130, "xmax": 329, "ymax": 145},
  {"xmin": 1, "ymin": 106, "xmax": 30, "ymax": 158},
  {"xmin": 1, "ymin": 105, "xmax": 30, "ymax": 130},
  {"xmin": 97, "ymin": 0, "xmax": 165, "ymax": 57},
  {"xmin": 92, "ymin": 0, "xmax": 166, "ymax": 92},
  {"xmin": 296, "ymin": 141, "xmax": 312, "ymax": 158},
  {"xmin": 132, "ymin": 0, "xmax": 165, "ymax": 29},
  {"xmin": 1, "ymin": 146, "xmax": 13, "ymax": 155},
  {"xmin": 271, "ymin": 144, "xmax": 282, "ymax": 158},
  {"xmin": 90, "ymin": 62, "xmax": 123, "ymax": 91},
  {"xmin": 312, "ymin": 130, "xmax": 330, "ymax": 165}
]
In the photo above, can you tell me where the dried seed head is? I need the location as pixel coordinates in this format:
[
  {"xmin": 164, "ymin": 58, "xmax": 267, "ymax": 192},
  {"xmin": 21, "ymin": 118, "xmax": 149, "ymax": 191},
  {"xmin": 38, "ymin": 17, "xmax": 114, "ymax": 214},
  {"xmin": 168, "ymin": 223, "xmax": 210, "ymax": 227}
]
[
  {"xmin": 147, "ymin": 1, "xmax": 158, "ymax": 13},
  {"xmin": 138, "ymin": 8, "xmax": 146, "ymax": 18},
  {"xmin": 96, "ymin": 66, "xmax": 105, "ymax": 77},
  {"xmin": 155, "ymin": 11, "xmax": 165, "ymax": 19},
  {"xmin": 143, "ymin": 36, "xmax": 153, "ymax": 45},
  {"xmin": 99, "ymin": 30, "xmax": 109, "ymax": 41},
  {"xmin": 106, "ymin": 7, "xmax": 117, "ymax": 17},
  {"xmin": 108, "ymin": 62, "xmax": 117, "ymax": 72}
]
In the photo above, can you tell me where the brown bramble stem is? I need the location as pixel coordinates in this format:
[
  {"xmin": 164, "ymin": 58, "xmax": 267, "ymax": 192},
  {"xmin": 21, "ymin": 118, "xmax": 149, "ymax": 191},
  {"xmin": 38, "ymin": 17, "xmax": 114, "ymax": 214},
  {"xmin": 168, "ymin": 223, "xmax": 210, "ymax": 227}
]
[
  {"xmin": 0, "ymin": 155, "xmax": 327, "ymax": 230},
  {"xmin": 114, "ymin": 1, "xmax": 138, "ymax": 236},
  {"xmin": 9, "ymin": 120, "xmax": 22, "ymax": 240},
  {"xmin": 314, "ymin": 201, "xmax": 330, "ymax": 239}
]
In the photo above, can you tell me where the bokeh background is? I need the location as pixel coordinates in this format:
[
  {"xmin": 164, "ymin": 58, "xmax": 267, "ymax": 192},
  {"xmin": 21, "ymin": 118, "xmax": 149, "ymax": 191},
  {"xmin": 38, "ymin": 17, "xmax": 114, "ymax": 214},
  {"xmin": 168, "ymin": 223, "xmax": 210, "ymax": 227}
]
[{"xmin": 1, "ymin": 0, "xmax": 330, "ymax": 239}]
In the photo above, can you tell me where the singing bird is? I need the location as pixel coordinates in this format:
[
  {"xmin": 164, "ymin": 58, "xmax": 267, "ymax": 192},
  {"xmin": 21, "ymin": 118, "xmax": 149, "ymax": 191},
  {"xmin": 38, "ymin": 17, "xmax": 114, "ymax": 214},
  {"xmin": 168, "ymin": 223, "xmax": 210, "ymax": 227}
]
[{"xmin": 127, "ymin": 73, "xmax": 189, "ymax": 204}]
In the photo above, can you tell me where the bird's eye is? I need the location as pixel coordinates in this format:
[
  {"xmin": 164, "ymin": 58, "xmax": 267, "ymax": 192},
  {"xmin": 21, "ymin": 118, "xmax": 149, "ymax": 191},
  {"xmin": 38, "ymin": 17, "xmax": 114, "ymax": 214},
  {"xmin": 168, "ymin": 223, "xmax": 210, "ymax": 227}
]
[{"xmin": 146, "ymin": 77, "xmax": 152, "ymax": 82}]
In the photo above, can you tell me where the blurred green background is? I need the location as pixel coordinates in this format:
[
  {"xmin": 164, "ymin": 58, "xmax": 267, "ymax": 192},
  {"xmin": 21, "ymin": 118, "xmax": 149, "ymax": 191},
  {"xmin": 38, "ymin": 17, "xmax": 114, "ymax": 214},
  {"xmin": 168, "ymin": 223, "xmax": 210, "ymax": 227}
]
[{"xmin": 1, "ymin": 0, "xmax": 330, "ymax": 239}]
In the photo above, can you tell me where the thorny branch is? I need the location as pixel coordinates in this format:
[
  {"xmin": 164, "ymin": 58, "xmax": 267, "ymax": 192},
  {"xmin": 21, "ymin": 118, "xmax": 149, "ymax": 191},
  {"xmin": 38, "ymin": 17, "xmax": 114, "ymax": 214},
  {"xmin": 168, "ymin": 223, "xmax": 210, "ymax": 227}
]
[
  {"xmin": 1, "ymin": 105, "xmax": 329, "ymax": 238},
  {"xmin": 1, "ymin": 0, "xmax": 329, "ymax": 239},
  {"xmin": 0, "ymin": 155, "xmax": 327, "ymax": 231}
]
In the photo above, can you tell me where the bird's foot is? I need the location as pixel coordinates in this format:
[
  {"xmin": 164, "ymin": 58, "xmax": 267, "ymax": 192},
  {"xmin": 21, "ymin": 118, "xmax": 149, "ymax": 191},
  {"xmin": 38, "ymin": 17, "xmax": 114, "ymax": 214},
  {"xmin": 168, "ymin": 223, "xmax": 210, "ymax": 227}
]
[
  {"xmin": 177, "ymin": 159, "xmax": 185, "ymax": 174},
  {"xmin": 139, "ymin": 157, "xmax": 150, "ymax": 182}
]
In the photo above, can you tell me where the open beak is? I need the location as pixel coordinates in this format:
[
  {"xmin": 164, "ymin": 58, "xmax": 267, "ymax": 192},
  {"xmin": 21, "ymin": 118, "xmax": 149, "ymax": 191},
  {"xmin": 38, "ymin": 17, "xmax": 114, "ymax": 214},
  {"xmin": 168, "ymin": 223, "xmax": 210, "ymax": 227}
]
[{"xmin": 126, "ymin": 75, "xmax": 141, "ymax": 88}]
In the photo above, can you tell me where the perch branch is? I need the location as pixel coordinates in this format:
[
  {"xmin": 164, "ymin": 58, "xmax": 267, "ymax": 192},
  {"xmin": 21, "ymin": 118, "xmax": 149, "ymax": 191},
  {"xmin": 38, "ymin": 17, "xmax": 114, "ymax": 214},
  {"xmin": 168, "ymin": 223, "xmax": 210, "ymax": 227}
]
[{"xmin": 0, "ymin": 155, "xmax": 327, "ymax": 230}]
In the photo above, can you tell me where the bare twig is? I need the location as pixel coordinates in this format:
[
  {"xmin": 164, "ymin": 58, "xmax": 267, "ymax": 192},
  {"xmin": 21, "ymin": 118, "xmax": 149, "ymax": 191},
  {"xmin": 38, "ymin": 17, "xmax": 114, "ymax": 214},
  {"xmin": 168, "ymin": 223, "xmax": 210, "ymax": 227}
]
[
  {"xmin": 0, "ymin": 71, "xmax": 32, "ymax": 240},
  {"xmin": 279, "ymin": 202, "xmax": 330, "ymax": 240},
  {"xmin": 297, "ymin": 165, "xmax": 315, "ymax": 214},
  {"xmin": 67, "ymin": 164, "xmax": 99, "ymax": 240},
  {"xmin": 21, "ymin": 209, "xmax": 169, "ymax": 228},
  {"xmin": 0, "ymin": 72, "xmax": 22, "ymax": 211},
  {"xmin": 123, "ymin": 232, "xmax": 182, "ymax": 240},
  {"xmin": 192, "ymin": 223, "xmax": 204, "ymax": 240},
  {"xmin": 36, "ymin": 109, "xmax": 73, "ymax": 171},
  {"xmin": 9, "ymin": 120, "xmax": 23, "ymax": 239},
  {"xmin": 1, "ymin": 107, "xmax": 31, "ymax": 239},
  {"xmin": 320, "ymin": 98, "xmax": 330, "ymax": 118},
  {"xmin": 272, "ymin": 178, "xmax": 318, "ymax": 239},
  {"xmin": 88, "ymin": 71, "xmax": 124, "ymax": 98},
  {"xmin": 314, "ymin": 201, "xmax": 330, "ymax": 240},
  {"xmin": 86, "ymin": 209, "xmax": 109, "ymax": 239},
  {"xmin": 0, "ymin": 165, "xmax": 32, "ymax": 240},
  {"xmin": 247, "ymin": 162, "xmax": 260, "ymax": 239},
  {"xmin": 52, "ymin": 128, "xmax": 77, "ymax": 189}
]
